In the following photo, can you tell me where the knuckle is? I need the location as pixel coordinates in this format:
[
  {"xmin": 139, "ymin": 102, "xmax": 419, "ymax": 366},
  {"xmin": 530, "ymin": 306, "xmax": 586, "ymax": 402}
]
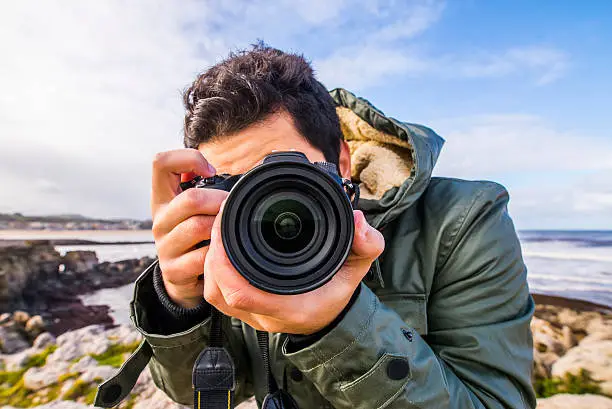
[
  {"xmin": 224, "ymin": 288, "xmax": 250, "ymax": 310},
  {"xmin": 181, "ymin": 188, "xmax": 203, "ymax": 212},
  {"xmin": 151, "ymin": 219, "xmax": 164, "ymax": 239},
  {"xmin": 203, "ymin": 283, "xmax": 220, "ymax": 305},
  {"xmin": 152, "ymin": 151, "xmax": 167, "ymax": 169},
  {"xmin": 191, "ymin": 215, "xmax": 213, "ymax": 237}
]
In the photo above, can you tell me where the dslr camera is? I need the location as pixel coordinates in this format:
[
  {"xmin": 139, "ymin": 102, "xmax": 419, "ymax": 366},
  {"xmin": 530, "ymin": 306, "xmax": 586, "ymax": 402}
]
[{"xmin": 180, "ymin": 151, "xmax": 358, "ymax": 295}]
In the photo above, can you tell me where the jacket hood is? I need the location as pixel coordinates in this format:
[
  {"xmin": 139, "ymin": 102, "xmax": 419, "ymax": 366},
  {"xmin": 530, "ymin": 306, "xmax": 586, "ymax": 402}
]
[{"xmin": 330, "ymin": 88, "xmax": 445, "ymax": 228}]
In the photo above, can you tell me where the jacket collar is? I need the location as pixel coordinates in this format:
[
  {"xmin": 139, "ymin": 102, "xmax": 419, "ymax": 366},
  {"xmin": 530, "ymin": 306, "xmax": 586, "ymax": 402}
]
[{"xmin": 330, "ymin": 88, "xmax": 445, "ymax": 229}]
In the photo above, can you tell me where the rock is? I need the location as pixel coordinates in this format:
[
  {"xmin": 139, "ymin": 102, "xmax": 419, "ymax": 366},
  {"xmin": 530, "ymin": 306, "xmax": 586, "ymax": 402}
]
[
  {"xmin": 552, "ymin": 340, "xmax": 612, "ymax": 384},
  {"xmin": 561, "ymin": 326, "xmax": 575, "ymax": 350},
  {"xmin": 536, "ymin": 393, "xmax": 612, "ymax": 409},
  {"xmin": 62, "ymin": 251, "xmax": 99, "ymax": 274},
  {"xmin": 580, "ymin": 331, "xmax": 612, "ymax": 345},
  {"xmin": 104, "ymin": 325, "xmax": 142, "ymax": 345},
  {"xmin": 557, "ymin": 309, "xmax": 603, "ymax": 333},
  {"xmin": 586, "ymin": 318, "xmax": 612, "ymax": 336},
  {"xmin": 78, "ymin": 364, "xmax": 116, "ymax": 383},
  {"xmin": 602, "ymin": 381, "xmax": 612, "ymax": 396},
  {"xmin": 132, "ymin": 388, "xmax": 191, "ymax": 409},
  {"xmin": 33, "ymin": 332, "xmax": 56, "ymax": 349},
  {"xmin": 534, "ymin": 350, "xmax": 560, "ymax": 378},
  {"xmin": 0, "ymin": 312, "xmax": 11, "ymax": 324},
  {"xmin": 0, "ymin": 324, "xmax": 30, "ymax": 353},
  {"xmin": 0, "ymin": 243, "xmax": 61, "ymax": 309},
  {"xmin": 3, "ymin": 347, "xmax": 38, "ymax": 371},
  {"xmin": 26, "ymin": 315, "xmax": 45, "ymax": 336},
  {"xmin": 70, "ymin": 355, "xmax": 97, "ymax": 373},
  {"xmin": 47, "ymin": 325, "xmax": 110, "ymax": 363},
  {"xmin": 23, "ymin": 361, "xmax": 71, "ymax": 390},
  {"xmin": 4, "ymin": 401, "xmax": 94, "ymax": 409},
  {"xmin": 13, "ymin": 310, "xmax": 31, "ymax": 325},
  {"xmin": 532, "ymin": 317, "xmax": 566, "ymax": 355}
]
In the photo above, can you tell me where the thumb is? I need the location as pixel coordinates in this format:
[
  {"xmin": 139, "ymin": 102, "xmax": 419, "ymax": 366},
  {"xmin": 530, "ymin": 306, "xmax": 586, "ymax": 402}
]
[
  {"xmin": 350, "ymin": 210, "xmax": 385, "ymax": 260},
  {"xmin": 209, "ymin": 198, "xmax": 228, "ymax": 253}
]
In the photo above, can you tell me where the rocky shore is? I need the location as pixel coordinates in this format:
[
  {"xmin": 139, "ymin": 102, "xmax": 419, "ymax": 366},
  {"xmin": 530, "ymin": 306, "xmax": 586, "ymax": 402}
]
[
  {"xmin": 1, "ymin": 241, "xmax": 611, "ymax": 408},
  {"xmin": 0, "ymin": 299, "xmax": 609, "ymax": 409},
  {"xmin": 0, "ymin": 241, "xmax": 153, "ymax": 337}
]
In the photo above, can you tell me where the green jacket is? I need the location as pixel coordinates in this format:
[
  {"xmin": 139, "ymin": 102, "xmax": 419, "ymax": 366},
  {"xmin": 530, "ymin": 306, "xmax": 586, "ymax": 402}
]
[{"xmin": 96, "ymin": 89, "xmax": 536, "ymax": 409}]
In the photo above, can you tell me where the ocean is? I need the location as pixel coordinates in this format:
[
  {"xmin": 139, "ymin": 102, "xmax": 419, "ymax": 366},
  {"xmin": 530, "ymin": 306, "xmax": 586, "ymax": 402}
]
[{"xmin": 1, "ymin": 229, "xmax": 610, "ymax": 325}]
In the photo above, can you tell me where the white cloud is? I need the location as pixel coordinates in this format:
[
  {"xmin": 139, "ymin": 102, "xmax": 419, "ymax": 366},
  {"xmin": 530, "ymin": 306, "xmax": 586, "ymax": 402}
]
[
  {"xmin": 0, "ymin": 0, "xmax": 579, "ymax": 226},
  {"xmin": 432, "ymin": 115, "xmax": 612, "ymax": 229},
  {"xmin": 316, "ymin": 44, "xmax": 569, "ymax": 91},
  {"xmin": 316, "ymin": 46, "xmax": 429, "ymax": 90},
  {"xmin": 0, "ymin": 0, "xmax": 221, "ymax": 218},
  {"xmin": 369, "ymin": 0, "xmax": 445, "ymax": 41},
  {"xmin": 445, "ymin": 46, "xmax": 569, "ymax": 85}
]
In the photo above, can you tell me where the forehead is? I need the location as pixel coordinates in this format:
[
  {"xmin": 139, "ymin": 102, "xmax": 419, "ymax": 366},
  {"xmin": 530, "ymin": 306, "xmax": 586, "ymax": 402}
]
[{"xmin": 197, "ymin": 112, "xmax": 326, "ymax": 175}]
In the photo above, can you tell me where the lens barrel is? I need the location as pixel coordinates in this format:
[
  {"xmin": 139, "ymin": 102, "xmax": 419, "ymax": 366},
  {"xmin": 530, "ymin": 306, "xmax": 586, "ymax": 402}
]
[{"xmin": 220, "ymin": 153, "xmax": 354, "ymax": 294}]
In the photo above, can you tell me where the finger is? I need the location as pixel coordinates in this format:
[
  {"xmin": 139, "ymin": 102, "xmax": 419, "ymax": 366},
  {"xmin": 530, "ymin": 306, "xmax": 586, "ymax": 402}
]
[
  {"xmin": 349, "ymin": 210, "xmax": 385, "ymax": 260},
  {"xmin": 151, "ymin": 149, "xmax": 216, "ymax": 217},
  {"xmin": 203, "ymin": 272, "xmax": 254, "ymax": 322},
  {"xmin": 159, "ymin": 245, "xmax": 208, "ymax": 287},
  {"xmin": 202, "ymin": 276, "xmax": 287, "ymax": 332},
  {"xmin": 152, "ymin": 188, "xmax": 228, "ymax": 238},
  {"xmin": 157, "ymin": 215, "xmax": 215, "ymax": 259},
  {"xmin": 327, "ymin": 211, "xmax": 385, "ymax": 290},
  {"xmin": 206, "ymin": 199, "xmax": 288, "ymax": 317}
]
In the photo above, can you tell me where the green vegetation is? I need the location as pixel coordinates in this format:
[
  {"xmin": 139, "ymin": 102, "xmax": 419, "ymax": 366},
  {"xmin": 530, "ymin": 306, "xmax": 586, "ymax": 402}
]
[
  {"xmin": 23, "ymin": 345, "xmax": 57, "ymax": 368},
  {"xmin": 0, "ymin": 345, "xmax": 57, "ymax": 388},
  {"xmin": 63, "ymin": 379, "xmax": 98, "ymax": 404},
  {"xmin": 89, "ymin": 341, "xmax": 140, "ymax": 368},
  {"xmin": 57, "ymin": 372, "xmax": 79, "ymax": 383},
  {"xmin": 0, "ymin": 378, "xmax": 31, "ymax": 407},
  {"xmin": 534, "ymin": 369, "xmax": 603, "ymax": 398}
]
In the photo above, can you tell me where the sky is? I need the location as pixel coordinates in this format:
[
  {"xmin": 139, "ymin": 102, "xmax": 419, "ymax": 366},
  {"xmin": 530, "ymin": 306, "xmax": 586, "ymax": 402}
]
[{"xmin": 0, "ymin": 0, "xmax": 611, "ymax": 230}]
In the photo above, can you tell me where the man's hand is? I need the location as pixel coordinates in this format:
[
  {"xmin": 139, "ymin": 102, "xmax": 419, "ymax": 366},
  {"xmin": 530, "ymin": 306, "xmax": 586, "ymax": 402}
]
[
  {"xmin": 151, "ymin": 149, "xmax": 228, "ymax": 309},
  {"xmin": 204, "ymin": 199, "xmax": 385, "ymax": 335}
]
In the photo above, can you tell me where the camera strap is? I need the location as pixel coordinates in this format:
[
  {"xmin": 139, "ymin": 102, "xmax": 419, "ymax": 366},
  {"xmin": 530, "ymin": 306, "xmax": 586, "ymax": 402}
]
[
  {"xmin": 193, "ymin": 308, "xmax": 299, "ymax": 409},
  {"xmin": 193, "ymin": 308, "xmax": 236, "ymax": 409}
]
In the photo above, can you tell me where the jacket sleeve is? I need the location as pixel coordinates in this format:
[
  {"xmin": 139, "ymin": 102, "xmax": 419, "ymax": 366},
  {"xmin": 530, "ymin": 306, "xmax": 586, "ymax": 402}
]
[
  {"xmin": 282, "ymin": 183, "xmax": 536, "ymax": 409},
  {"xmin": 130, "ymin": 261, "xmax": 255, "ymax": 406}
]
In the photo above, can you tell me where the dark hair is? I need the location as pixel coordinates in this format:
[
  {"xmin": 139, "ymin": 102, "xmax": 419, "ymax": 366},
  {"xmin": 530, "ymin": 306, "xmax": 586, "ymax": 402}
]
[{"xmin": 182, "ymin": 43, "xmax": 343, "ymax": 165}]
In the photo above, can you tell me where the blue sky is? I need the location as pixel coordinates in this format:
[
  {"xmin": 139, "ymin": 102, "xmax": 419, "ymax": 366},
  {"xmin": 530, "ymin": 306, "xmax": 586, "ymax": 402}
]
[{"xmin": 0, "ymin": 1, "xmax": 611, "ymax": 229}]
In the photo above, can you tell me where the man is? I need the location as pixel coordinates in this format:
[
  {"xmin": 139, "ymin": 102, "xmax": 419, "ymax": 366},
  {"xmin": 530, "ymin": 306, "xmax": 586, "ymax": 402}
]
[{"xmin": 96, "ymin": 45, "xmax": 536, "ymax": 409}]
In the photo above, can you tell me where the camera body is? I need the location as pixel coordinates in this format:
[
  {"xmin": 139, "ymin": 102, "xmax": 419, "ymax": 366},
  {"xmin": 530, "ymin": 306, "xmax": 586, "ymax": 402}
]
[{"xmin": 181, "ymin": 151, "xmax": 357, "ymax": 295}]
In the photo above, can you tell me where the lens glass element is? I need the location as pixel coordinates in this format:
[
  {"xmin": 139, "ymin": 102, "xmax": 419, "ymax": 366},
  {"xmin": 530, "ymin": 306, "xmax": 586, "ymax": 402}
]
[
  {"xmin": 258, "ymin": 198, "xmax": 316, "ymax": 255},
  {"xmin": 274, "ymin": 212, "xmax": 302, "ymax": 240}
]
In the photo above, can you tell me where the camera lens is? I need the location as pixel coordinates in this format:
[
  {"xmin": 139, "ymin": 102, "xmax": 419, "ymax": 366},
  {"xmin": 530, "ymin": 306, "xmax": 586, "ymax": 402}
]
[
  {"xmin": 257, "ymin": 197, "xmax": 318, "ymax": 255},
  {"xmin": 274, "ymin": 212, "xmax": 301, "ymax": 240},
  {"xmin": 220, "ymin": 153, "xmax": 354, "ymax": 294}
]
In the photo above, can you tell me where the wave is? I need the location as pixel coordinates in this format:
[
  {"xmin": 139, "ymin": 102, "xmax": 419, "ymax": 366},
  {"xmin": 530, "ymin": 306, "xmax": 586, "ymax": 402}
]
[
  {"xmin": 523, "ymin": 251, "xmax": 612, "ymax": 262},
  {"xmin": 527, "ymin": 273, "xmax": 612, "ymax": 286},
  {"xmin": 528, "ymin": 282, "xmax": 612, "ymax": 294}
]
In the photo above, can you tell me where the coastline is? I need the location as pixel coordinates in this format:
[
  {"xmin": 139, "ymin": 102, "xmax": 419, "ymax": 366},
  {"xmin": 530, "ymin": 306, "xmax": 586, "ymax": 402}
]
[
  {"xmin": 0, "ymin": 239, "xmax": 154, "ymax": 247},
  {"xmin": 532, "ymin": 293, "xmax": 611, "ymax": 313}
]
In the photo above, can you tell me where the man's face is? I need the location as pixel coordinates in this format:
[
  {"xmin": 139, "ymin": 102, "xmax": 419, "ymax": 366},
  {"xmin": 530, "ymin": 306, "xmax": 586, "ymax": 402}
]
[{"xmin": 197, "ymin": 111, "xmax": 350, "ymax": 178}]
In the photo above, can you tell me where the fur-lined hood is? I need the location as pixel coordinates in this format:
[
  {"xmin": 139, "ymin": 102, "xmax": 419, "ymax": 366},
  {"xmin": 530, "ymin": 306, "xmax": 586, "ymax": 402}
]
[{"xmin": 331, "ymin": 88, "xmax": 444, "ymax": 229}]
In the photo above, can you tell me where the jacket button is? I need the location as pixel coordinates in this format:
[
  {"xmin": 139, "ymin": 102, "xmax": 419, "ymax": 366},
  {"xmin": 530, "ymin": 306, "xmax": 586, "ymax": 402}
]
[
  {"xmin": 290, "ymin": 367, "xmax": 303, "ymax": 382},
  {"xmin": 386, "ymin": 358, "xmax": 409, "ymax": 380}
]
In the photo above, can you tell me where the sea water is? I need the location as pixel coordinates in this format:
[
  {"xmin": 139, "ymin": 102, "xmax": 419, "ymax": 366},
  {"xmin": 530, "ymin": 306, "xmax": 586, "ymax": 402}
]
[{"xmin": 2, "ymin": 230, "xmax": 610, "ymax": 324}]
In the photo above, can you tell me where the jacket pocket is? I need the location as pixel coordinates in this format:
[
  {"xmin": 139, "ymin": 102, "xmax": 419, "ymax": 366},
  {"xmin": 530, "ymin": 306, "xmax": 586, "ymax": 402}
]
[{"xmin": 378, "ymin": 293, "xmax": 428, "ymax": 335}]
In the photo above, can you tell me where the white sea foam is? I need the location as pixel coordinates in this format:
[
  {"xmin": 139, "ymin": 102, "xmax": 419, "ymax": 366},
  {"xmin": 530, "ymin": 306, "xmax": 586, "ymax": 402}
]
[{"xmin": 3, "ymin": 229, "xmax": 611, "ymax": 322}]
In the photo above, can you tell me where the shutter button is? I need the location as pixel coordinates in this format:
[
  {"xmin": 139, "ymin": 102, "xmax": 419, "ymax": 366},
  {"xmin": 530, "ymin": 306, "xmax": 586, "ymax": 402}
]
[
  {"xmin": 290, "ymin": 367, "xmax": 303, "ymax": 382},
  {"xmin": 386, "ymin": 358, "xmax": 409, "ymax": 380}
]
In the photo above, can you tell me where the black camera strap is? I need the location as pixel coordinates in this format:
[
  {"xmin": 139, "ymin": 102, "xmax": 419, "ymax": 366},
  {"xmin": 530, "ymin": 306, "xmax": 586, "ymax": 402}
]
[
  {"xmin": 193, "ymin": 308, "xmax": 236, "ymax": 409},
  {"xmin": 193, "ymin": 308, "xmax": 299, "ymax": 409}
]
